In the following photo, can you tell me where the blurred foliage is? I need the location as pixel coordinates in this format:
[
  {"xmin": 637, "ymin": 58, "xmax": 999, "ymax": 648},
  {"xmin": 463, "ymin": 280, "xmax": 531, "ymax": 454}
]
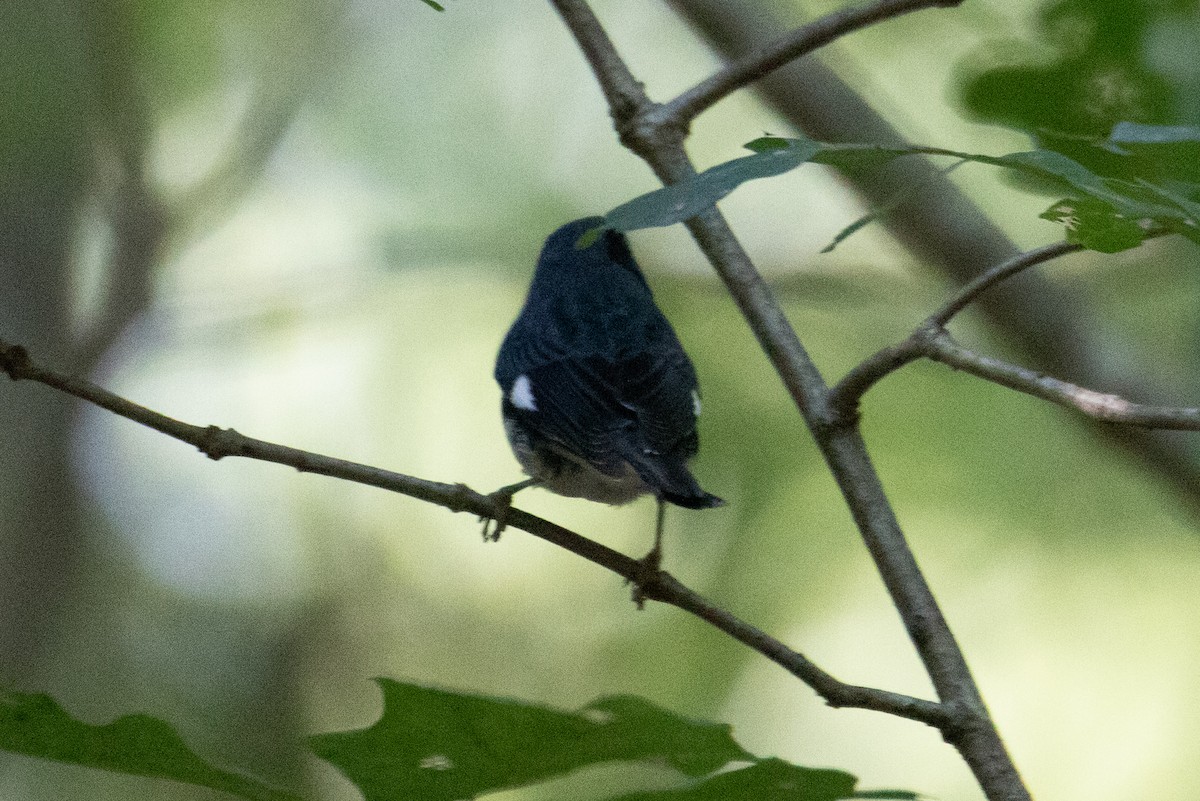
[
  {"xmin": 2, "ymin": 0, "xmax": 1200, "ymax": 800},
  {"xmin": 959, "ymin": 0, "xmax": 1200, "ymax": 180},
  {"xmin": 0, "ymin": 689, "xmax": 299, "ymax": 801}
]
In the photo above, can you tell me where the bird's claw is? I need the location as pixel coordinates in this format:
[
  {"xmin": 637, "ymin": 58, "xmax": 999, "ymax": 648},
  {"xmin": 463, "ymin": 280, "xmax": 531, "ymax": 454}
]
[
  {"xmin": 479, "ymin": 490, "xmax": 515, "ymax": 542},
  {"xmin": 629, "ymin": 544, "xmax": 663, "ymax": 609},
  {"xmin": 478, "ymin": 478, "xmax": 538, "ymax": 542}
]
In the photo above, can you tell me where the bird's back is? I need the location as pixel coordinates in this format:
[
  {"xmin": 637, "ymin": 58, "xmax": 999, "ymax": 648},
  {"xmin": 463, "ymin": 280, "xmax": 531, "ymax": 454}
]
[{"xmin": 496, "ymin": 219, "xmax": 723, "ymax": 510}]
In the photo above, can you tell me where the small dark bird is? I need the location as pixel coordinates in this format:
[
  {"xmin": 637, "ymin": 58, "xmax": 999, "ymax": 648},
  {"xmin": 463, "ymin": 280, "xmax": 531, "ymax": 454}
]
[{"xmin": 492, "ymin": 217, "xmax": 724, "ymax": 566}]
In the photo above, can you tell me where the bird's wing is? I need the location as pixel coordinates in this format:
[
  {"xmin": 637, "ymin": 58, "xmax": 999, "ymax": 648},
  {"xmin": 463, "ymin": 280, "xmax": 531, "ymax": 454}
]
[
  {"xmin": 511, "ymin": 355, "xmax": 638, "ymax": 476},
  {"xmin": 611, "ymin": 345, "xmax": 700, "ymax": 459},
  {"xmin": 610, "ymin": 344, "xmax": 723, "ymax": 507}
]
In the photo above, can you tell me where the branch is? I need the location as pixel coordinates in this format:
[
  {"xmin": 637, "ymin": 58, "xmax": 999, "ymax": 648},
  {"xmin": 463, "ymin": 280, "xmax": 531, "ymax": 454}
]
[
  {"xmin": 547, "ymin": 0, "xmax": 647, "ymax": 126},
  {"xmin": 547, "ymin": 3, "xmax": 1027, "ymax": 800},
  {"xmin": 925, "ymin": 332, "xmax": 1200, "ymax": 430},
  {"xmin": 927, "ymin": 234, "xmax": 1167, "ymax": 328},
  {"xmin": 928, "ymin": 241, "xmax": 1084, "ymax": 328},
  {"xmin": 668, "ymin": 0, "xmax": 1200, "ymax": 522},
  {"xmin": 830, "ymin": 242, "xmax": 1085, "ymax": 415},
  {"xmin": 831, "ymin": 239, "xmax": 1200, "ymax": 433},
  {"xmin": 663, "ymin": 0, "xmax": 962, "ymax": 125},
  {"xmin": 0, "ymin": 337, "xmax": 947, "ymax": 728},
  {"xmin": 827, "ymin": 338, "xmax": 926, "ymax": 424}
]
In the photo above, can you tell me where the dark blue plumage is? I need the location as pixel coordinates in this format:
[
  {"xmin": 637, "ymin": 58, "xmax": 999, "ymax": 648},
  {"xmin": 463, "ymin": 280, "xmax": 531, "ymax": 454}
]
[{"xmin": 495, "ymin": 217, "xmax": 723, "ymax": 513}]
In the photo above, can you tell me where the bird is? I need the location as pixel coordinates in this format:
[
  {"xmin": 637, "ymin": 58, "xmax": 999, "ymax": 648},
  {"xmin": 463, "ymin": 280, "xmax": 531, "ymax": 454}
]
[{"xmin": 490, "ymin": 216, "xmax": 724, "ymax": 572}]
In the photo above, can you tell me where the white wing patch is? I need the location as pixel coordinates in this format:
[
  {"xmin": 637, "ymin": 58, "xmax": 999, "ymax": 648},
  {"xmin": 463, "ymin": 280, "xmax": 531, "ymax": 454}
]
[
  {"xmin": 510, "ymin": 374, "xmax": 538, "ymax": 412},
  {"xmin": 691, "ymin": 389, "xmax": 702, "ymax": 416}
]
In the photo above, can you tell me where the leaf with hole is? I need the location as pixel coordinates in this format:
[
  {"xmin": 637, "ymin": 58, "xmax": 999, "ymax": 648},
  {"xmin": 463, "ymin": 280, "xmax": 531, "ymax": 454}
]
[
  {"xmin": 309, "ymin": 679, "xmax": 755, "ymax": 801},
  {"xmin": 1040, "ymin": 198, "xmax": 1149, "ymax": 253}
]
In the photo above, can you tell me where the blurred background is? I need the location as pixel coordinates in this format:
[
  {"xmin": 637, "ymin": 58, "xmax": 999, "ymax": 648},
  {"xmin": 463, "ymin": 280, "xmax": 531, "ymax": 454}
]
[{"xmin": 2, "ymin": 0, "xmax": 1199, "ymax": 799}]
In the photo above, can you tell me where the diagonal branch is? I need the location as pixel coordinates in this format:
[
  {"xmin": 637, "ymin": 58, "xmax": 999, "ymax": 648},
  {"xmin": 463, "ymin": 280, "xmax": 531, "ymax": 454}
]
[
  {"xmin": 663, "ymin": 0, "xmax": 963, "ymax": 125},
  {"xmin": 546, "ymin": 2, "xmax": 1027, "ymax": 800},
  {"xmin": 830, "ymin": 241, "xmax": 1086, "ymax": 415},
  {"xmin": 667, "ymin": 0, "xmax": 1200, "ymax": 521},
  {"xmin": 0, "ymin": 337, "xmax": 948, "ymax": 728},
  {"xmin": 925, "ymin": 332, "xmax": 1200, "ymax": 430},
  {"xmin": 928, "ymin": 241, "xmax": 1083, "ymax": 327},
  {"xmin": 830, "ymin": 238, "xmax": 1200, "ymax": 432},
  {"xmin": 548, "ymin": 0, "xmax": 645, "ymax": 120}
]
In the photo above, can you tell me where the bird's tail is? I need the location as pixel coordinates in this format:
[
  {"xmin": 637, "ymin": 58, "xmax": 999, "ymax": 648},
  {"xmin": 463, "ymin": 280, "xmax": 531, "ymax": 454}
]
[
  {"xmin": 631, "ymin": 456, "xmax": 724, "ymax": 509},
  {"xmin": 663, "ymin": 487, "xmax": 725, "ymax": 509}
]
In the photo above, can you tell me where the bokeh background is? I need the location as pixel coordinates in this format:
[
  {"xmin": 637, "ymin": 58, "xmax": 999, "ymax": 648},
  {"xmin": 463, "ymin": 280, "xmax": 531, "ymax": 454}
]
[{"xmin": 3, "ymin": 0, "xmax": 1200, "ymax": 799}]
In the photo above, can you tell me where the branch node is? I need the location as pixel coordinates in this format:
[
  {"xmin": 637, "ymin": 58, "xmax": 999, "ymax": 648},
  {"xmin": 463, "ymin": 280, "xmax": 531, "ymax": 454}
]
[
  {"xmin": 609, "ymin": 84, "xmax": 649, "ymax": 130},
  {"xmin": 197, "ymin": 425, "xmax": 245, "ymax": 461},
  {"xmin": 0, "ymin": 342, "xmax": 33, "ymax": 381},
  {"xmin": 912, "ymin": 320, "xmax": 944, "ymax": 347},
  {"xmin": 936, "ymin": 699, "xmax": 988, "ymax": 745},
  {"xmin": 447, "ymin": 483, "xmax": 476, "ymax": 515},
  {"xmin": 617, "ymin": 101, "xmax": 686, "ymax": 162},
  {"xmin": 813, "ymin": 407, "xmax": 856, "ymax": 436},
  {"xmin": 629, "ymin": 565, "xmax": 670, "ymax": 610}
]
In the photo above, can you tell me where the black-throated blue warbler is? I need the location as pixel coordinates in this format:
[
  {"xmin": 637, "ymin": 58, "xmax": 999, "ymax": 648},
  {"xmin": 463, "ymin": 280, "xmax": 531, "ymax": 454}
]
[{"xmin": 491, "ymin": 217, "xmax": 723, "ymax": 566}]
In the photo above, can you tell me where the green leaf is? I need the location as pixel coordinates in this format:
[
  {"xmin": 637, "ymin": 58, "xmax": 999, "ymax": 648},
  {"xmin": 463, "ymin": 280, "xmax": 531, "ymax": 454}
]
[
  {"xmin": 603, "ymin": 138, "xmax": 821, "ymax": 233},
  {"xmin": 1130, "ymin": 178, "xmax": 1200, "ymax": 227},
  {"xmin": 994, "ymin": 150, "xmax": 1155, "ymax": 215},
  {"xmin": 576, "ymin": 223, "xmax": 604, "ymax": 249},
  {"xmin": 956, "ymin": 2, "xmax": 1176, "ymax": 147},
  {"xmin": 605, "ymin": 135, "xmax": 1200, "ymax": 252},
  {"xmin": 418, "ymin": 0, "xmax": 445, "ymax": 9},
  {"xmin": 820, "ymin": 212, "xmax": 877, "ymax": 254},
  {"xmin": 609, "ymin": 758, "xmax": 857, "ymax": 801},
  {"xmin": 0, "ymin": 689, "xmax": 299, "ymax": 801},
  {"xmin": 743, "ymin": 135, "xmax": 802, "ymax": 155},
  {"xmin": 309, "ymin": 679, "xmax": 754, "ymax": 801},
  {"xmin": 1100, "ymin": 122, "xmax": 1200, "ymax": 183},
  {"xmin": 1105, "ymin": 121, "xmax": 1200, "ymax": 150},
  {"xmin": 1039, "ymin": 197, "xmax": 1151, "ymax": 253},
  {"xmin": 583, "ymin": 695, "xmax": 755, "ymax": 776}
]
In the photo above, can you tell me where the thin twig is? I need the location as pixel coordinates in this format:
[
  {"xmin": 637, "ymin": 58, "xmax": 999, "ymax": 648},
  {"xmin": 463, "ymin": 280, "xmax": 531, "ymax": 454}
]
[
  {"xmin": 547, "ymin": 0, "xmax": 648, "ymax": 127},
  {"xmin": 830, "ymin": 238, "xmax": 1200, "ymax": 432},
  {"xmin": 929, "ymin": 241, "xmax": 1083, "ymax": 327},
  {"xmin": 0, "ymin": 337, "xmax": 947, "ymax": 727},
  {"xmin": 663, "ymin": 0, "xmax": 963, "ymax": 125},
  {"xmin": 926, "ymin": 331, "xmax": 1200, "ymax": 429},
  {"xmin": 827, "ymin": 337, "xmax": 927, "ymax": 423},
  {"xmin": 830, "ymin": 242, "xmax": 1085, "ymax": 416}
]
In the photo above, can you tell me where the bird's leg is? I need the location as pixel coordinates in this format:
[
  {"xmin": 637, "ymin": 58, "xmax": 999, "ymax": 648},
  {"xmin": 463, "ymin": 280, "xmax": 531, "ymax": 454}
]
[
  {"xmin": 480, "ymin": 478, "xmax": 538, "ymax": 542},
  {"xmin": 649, "ymin": 496, "xmax": 666, "ymax": 568},
  {"xmin": 631, "ymin": 498, "xmax": 667, "ymax": 608}
]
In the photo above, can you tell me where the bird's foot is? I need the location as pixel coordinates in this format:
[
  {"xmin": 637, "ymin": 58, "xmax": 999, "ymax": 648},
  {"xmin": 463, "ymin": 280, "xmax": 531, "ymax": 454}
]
[
  {"xmin": 629, "ymin": 544, "xmax": 663, "ymax": 610},
  {"xmin": 479, "ymin": 489, "xmax": 516, "ymax": 542},
  {"xmin": 478, "ymin": 479, "xmax": 537, "ymax": 542}
]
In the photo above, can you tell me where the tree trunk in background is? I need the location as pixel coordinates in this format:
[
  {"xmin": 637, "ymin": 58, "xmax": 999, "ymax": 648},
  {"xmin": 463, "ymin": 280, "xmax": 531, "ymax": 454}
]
[
  {"xmin": 667, "ymin": 0, "xmax": 1200, "ymax": 514},
  {"xmin": 0, "ymin": 0, "xmax": 88, "ymax": 680}
]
